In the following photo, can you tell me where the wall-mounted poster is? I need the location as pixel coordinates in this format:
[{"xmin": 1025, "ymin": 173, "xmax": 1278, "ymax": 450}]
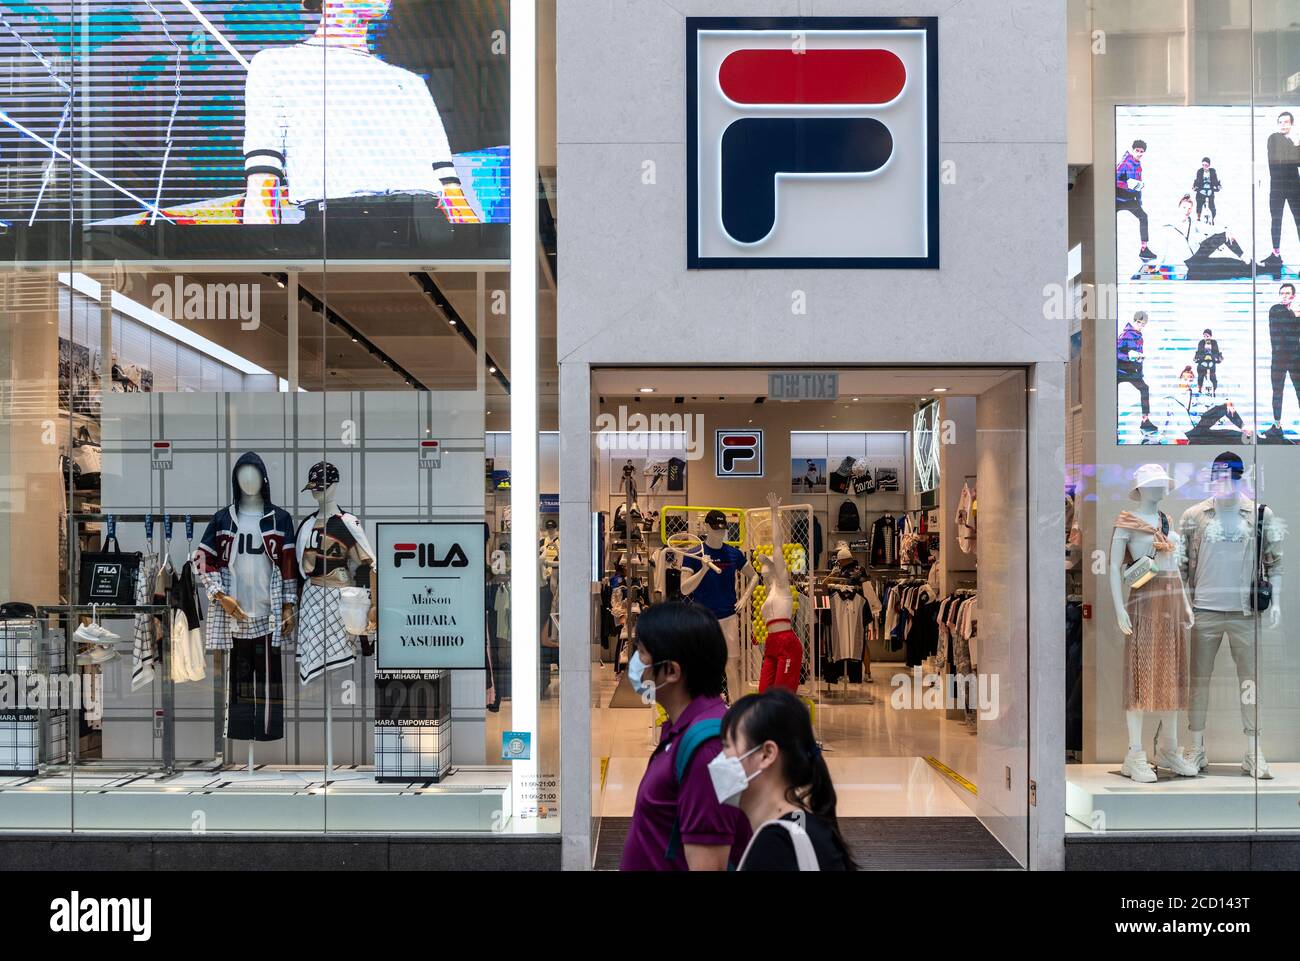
[{"xmin": 791, "ymin": 458, "xmax": 827, "ymax": 494}]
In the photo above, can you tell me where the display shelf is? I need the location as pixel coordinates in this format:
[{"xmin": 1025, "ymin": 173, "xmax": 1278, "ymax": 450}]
[{"xmin": 1066, "ymin": 763, "xmax": 1300, "ymax": 831}]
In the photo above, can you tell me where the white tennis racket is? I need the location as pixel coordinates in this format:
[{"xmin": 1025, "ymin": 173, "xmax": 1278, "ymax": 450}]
[{"xmin": 665, "ymin": 532, "xmax": 721, "ymax": 573}]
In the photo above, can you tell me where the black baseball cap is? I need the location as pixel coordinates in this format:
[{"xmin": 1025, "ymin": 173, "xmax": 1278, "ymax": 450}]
[
  {"xmin": 703, "ymin": 509, "xmax": 729, "ymax": 531},
  {"xmin": 1211, "ymin": 451, "xmax": 1244, "ymax": 479},
  {"xmin": 302, "ymin": 461, "xmax": 340, "ymax": 492}
]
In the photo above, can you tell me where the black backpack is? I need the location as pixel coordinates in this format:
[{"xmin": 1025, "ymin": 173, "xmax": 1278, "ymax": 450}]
[{"xmin": 837, "ymin": 499, "xmax": 860, "ymax": 532}]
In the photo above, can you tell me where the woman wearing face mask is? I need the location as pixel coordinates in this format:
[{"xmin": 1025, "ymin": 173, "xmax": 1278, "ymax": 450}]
[
  {"xmin": 619, "ymin": 603, "xmax": 752, "ymax": 871},
  {"xmin": 713, "ymin": 689, "xmax": 858, "ymax": 871}
]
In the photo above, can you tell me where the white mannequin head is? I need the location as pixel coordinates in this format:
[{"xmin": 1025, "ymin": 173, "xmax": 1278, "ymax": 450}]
[
  {"xmin": 235, "ymin": 464, "xmax": 264, "ymax": 506},
  {"xmin": 311, "ymin": 483, "xmax": 339, "ymax": 511},
  {"xmin": 1208, "ymin": 451, "xmax": 1245, "ymax": 500}
]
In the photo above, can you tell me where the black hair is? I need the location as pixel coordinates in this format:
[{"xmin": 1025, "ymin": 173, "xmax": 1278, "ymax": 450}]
[
  {"xmin": 303, "ymin": 0, "xmax": 323, "ymax": 11},
  {"xmin": 1281, "ymin": 111, "xmax": 1294, "ymax": 123},
  {"xmin": 636, "ymin": 602, "xmax": 726, "ymax": 699},
  {"xmin": 1179, "ymin": 193, "xmax": 1193, "ymax": 206},
  {"xmin": 1202, "ymin": 329, "xmax": 1213, "ymax": 336},
  {"xmin": 1282, "ymin": 282, "xmax": 1296, "ymax": 295},
  {"xmin": 1202, "ymin": 157, "xmax": 1211, "ymax": 164},
  {"xmin": 722, "ymin": 689, "xmax": 859, "ymax": 871},
  {"xmin": 1132, "ymin": 139, "xmax": 1147, "ymax": 151}
]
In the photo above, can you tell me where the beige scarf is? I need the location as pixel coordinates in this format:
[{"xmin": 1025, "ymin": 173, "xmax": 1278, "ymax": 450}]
[{"xmin": 1115, "ymin": 511, "xmax": 1173, "ymax": 553}]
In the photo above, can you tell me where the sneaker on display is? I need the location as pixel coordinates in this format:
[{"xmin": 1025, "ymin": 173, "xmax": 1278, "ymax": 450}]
[
  {"xmin": 1121, "ymin": 750, "xmax": 1157, "ymax": 783},
  {"xmin": 1153, "ymin": 746, "xmax": 1200, "ymax": 777},
  {"xmin": 1181, "ymin": 745, "xmax": 1208, "ymax": 772},
  {"xmin": 1243, "ymin": 750, "xmax": 1273, "ymax": 780}
]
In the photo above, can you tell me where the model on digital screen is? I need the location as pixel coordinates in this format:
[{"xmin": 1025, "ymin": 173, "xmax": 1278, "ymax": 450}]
[
  {"xmin": 1117, "ymin": 310, "xmax": 1156, "ymax": 437},
  {"xmin": 1116, "ymin": 139, "xmax": 1155, "ymax": 266},
  {"xmin": 1193, "ymin": 328, "xmax": 1222, "ymax": 396},
  {"xmin": 1191, "ymin": 157, "xmax": 1220, "ymax": 225},
  {"xmin": 1261, "ymin": 111, "xmax": 1300, "ymax": 271},
  {"xmin": 1152, "ymin": 366, "xmax": 1247, "ymax": 445},
  {"xmin": 1264, "ymin": 282, "xmax": 1300, "ymax": 443},
  {"xmin": 242, "ymin": 0, "xmax": 480, "ymax": 225}
]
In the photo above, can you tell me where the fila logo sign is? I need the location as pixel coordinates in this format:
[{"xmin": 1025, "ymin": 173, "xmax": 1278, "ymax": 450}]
[
  {"xmin": 715, "ymin": 429, "xmax": 764, "ymax": 478},
  {"xmin": 393, "ymin": 543, "xmax": 471, "ymax": 569},
  {"xmin": 688, "ymin": 17, "xmax": 938, "ymax": 269}
]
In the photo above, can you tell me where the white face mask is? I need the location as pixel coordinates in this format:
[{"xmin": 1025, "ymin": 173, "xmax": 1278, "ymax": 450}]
[
  {"xmin": 627, "ymin": 651, "xmax": 653, "ymax": 698},
  {"xmin": 707, "ymin": 745, "xmax": 762, "ymax": 808}
]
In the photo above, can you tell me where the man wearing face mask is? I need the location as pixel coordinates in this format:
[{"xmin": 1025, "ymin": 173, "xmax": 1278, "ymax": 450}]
[
  {"xmin": 716, "ymin": 689, "xmax": 857, "ymax": 871},
  {"xmin": 619, "ymin": 603, "xmax": 752, "ymax": 871}
]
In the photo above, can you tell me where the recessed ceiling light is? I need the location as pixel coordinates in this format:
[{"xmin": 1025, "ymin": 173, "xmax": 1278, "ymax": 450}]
[
  {"xmin": 933, "ymin": 387, "xmax": 950, "ymax": 393},
  {"xmin": 489, "ymin": 366, "xmax": 497, "ymax": 374},
  {"xmin": 639, "ymin": 387, "xmax": 655, "ymax": 394},
  {"xmin": 852, "ymin": 397, "xmax": 860, "ymax": 402}
]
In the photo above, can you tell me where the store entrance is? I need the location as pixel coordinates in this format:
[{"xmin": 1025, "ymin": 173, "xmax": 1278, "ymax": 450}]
[{"xmin": 589, "ymin": 367, "xmax": 1031, "ymax": 869}]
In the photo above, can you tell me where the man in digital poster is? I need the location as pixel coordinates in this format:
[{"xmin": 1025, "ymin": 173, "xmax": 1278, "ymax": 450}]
[{"xmin": 243, "ymin": 0, "xmax": 481, "ymax": 230}]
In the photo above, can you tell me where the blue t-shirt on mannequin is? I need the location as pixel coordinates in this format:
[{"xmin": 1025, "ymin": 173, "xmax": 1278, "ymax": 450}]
[{"xmin": 682, "ymin": 543, "xmax": 747, "ymax": 619}]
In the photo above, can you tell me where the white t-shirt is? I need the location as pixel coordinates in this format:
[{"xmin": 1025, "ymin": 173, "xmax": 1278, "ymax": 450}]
[
  {"xmin": 243, "ymin": 42, "xmax": 460, "ymax": 205},
  {"xmin": 1193, "ymin": 533, "xmax": 1250, "ymax": 612},
  {"xmin": 232, "ymin": 510, "xmax": 272, "ymax": 621}
]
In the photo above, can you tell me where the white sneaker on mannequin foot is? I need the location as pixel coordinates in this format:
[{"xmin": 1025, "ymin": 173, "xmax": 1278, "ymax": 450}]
[
  {"xmin": 1181, "ymin": 744, "xmax": 1207, "ymax": 772},
  {"xmin": 1154, "ymin": 747, "xmax": 1200, "ymax": 777},
  {"xmin": 1121, "ymin": 750, "xmax": 1157, "ymax": 783},
  {"xmin": 1243, "ymin": 749, "xmax": 1273, "ymax": 780}
]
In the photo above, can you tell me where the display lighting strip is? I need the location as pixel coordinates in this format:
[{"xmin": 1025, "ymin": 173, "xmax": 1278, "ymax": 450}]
[
  {"xmin": 269, "ymin": 274, "xmax": 431, "ymax": 391},
  {"xmin": 407, "ymin": 271, "xmax": 511, "ymax": 393},
  {"xmin": 509, "ymin": 0, "xmax": 539, "ymax": 820}
]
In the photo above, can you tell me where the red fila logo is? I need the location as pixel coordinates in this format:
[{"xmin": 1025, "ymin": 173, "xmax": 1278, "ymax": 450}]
[
  {"xmin": 688, "ymin": 18, "xmax": 938, "ymax": 269},
  {"xmin": 716, "ymin": 429, "xmax": 764, "ymax": 478}
]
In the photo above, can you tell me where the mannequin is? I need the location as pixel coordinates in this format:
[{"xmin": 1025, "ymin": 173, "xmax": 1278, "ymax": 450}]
[
  {"xmin": 1179, "ymin": 451, "xmax": 1285, "ymax": 779},
  {"xmin": 680, "ymin": 509, "xmax": 753, "ymax": 702},
  {"xmin": 735, "ymin": 493, "xmax": 801, "ymax": 693},
  {"xmin": 1108, "ymin": 464, "xmax": 1197, "ymax": 782},
  {"xmin": 539, "ymin": 518, "xmax": 560, "ymax": 697},
  {"xmin": 197, "ymin": 452, "xmax": 299, "ymax": 760},
  {"xmin": 294, "ymin": 461, "xmax": 378, "ymax": 687}
]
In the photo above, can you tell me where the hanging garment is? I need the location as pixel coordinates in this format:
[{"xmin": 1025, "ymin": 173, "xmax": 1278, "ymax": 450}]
[
  {"xmin": 870, "ymin": 515, "xmax": 898, "ymax": 567},
  {"xmin": 828, "ymin": 590, "xmax": 867, "ymax": 662},
  {"xmin": 956, "ymin": 483, "xmax": 977, "ymax": 554},
  {"xmin": 169, "ymin": 560, "xmax": 207, "ymax": 683}
]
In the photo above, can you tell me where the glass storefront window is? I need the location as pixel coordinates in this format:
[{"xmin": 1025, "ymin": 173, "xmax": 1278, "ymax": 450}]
[
  {"xmin": 0, "ymin": 0, "xmax": 554, "ymax": 839},
  {"xmin": 1067, "ymin": 0, "xmax": 1300, "ymax": 835}
]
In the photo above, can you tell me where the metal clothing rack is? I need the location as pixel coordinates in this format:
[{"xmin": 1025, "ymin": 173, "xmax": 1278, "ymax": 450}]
[{"xmin": 37, "ymin": 603, "xmax": 179, "ymax": 777}]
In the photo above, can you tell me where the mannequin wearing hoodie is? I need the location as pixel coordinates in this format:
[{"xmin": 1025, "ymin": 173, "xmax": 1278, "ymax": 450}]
[
  {"xmin": 197, "ymin": 452, "xmax": 299, "ymax": 742},
  {"xmin": 294, "ymin": 461, "xmax": 378, "ymax": 686}
]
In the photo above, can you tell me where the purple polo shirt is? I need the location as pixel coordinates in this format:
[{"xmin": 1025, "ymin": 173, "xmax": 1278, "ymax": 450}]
[{"xmin": 619, "ymin": 695, "xmax": 752, "ymax": 871}]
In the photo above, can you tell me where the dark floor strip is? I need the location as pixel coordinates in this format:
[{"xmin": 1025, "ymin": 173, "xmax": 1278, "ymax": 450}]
[{"xmin": 595, "ymin": 816, "xmax": 1020, "ymax": 871}]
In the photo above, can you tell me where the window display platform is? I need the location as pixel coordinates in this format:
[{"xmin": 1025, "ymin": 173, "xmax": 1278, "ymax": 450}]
[
  {"xmin": 0, "ymin": 765, "xmax": 511, "ymax": 833},
  {"xmin": 1067, "ymin": 764, "xmax": 1300, "ymax": 831}
]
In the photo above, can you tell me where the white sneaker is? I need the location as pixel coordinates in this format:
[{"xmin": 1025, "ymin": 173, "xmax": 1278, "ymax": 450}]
[
  {"xmin": 1181, "ymin": 745, "xmax": 1208, "ymax": 772},
  {"xmin": 1243, "ymin": 750, "xmax": 1274, "ymax": 780},
  {"xmin": 75, "ymin": 646, "xmax": 118, "ymax": 666},
  {"xmin": 1154, "ymin": 747, "xmax": 1200, "ymax": 777},
  {"xmin": 1121, "ymin": 750, "xmax": 1157, "ymax": 783},
  {"xmin": 75, "ymin": 623, "xmax": 118, "ymax": 644}
]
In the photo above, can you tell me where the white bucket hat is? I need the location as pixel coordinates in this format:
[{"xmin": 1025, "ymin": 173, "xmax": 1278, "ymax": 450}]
[{"xmin": 1130, "ymin": 463, "xmax": 1173, "ymax": 501}]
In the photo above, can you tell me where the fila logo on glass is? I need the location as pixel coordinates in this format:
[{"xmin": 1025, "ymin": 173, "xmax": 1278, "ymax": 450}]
[
  {"xmin": 688, "ymin": 18, "xmax": 938, "ymax": 268},
  {"xmin": 715, "ymin": 430, "xmax": 764, "ymax": 478},
  {"xmin": 393, "ymin": 543, "xmax": 471, "ymax": 569}
]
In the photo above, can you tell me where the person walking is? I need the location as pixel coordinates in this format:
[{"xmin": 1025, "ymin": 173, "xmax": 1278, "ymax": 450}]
[
  {"xmin": 619, "ymin": 603, "xmax": 752, "ymax": 871},
  {"xmin": 1192, "ymin": 157, "xmax": 1221, "ymax": 224},
  {"xmin": 712, "ymin": 689, "xmax": 857, "ymax": 871}
]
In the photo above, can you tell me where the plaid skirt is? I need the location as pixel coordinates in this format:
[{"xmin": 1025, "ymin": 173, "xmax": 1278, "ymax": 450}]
[{"xmin": 297, "ymin": 583, "xmax": 357, "ymax": 686}]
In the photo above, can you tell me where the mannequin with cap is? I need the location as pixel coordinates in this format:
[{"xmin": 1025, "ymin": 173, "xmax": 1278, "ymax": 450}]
[
  {"xmin": 680, "ymin": 510, "xmax": 754, "ymax": 701},
  {"xmin": 1179, "ymin": 451, "xmax": 1284, "ymax": 780},
  {"xmin": 1109, "ymin": 463, "xmax": 1198, "ymax": 781}
]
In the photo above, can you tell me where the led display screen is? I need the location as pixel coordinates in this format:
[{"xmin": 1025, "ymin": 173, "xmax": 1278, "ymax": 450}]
[
  {"xmin": 0, "ymin": 1, "xmax": 509, "ymax": 262},
  {"xmin": 1116, "ymin": 106, "xmax": 1300, "ymax": 446}
]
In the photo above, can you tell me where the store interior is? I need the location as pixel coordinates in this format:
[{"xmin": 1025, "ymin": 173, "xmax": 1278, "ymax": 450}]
[{"xmin": 584, "ymin": 367, "xmax": 1031, "ymax": 867}]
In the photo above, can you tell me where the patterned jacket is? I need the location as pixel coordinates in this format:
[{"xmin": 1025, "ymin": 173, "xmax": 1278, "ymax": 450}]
[{"xmin": 1179, "ymin": 497, "xmax": 1285, "ymax": 615}]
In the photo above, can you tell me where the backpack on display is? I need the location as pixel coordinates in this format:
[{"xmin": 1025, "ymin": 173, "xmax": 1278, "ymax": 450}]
[{"xmin": 837, "ymin": 499, "xmax": 860, "ymax": 532}]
